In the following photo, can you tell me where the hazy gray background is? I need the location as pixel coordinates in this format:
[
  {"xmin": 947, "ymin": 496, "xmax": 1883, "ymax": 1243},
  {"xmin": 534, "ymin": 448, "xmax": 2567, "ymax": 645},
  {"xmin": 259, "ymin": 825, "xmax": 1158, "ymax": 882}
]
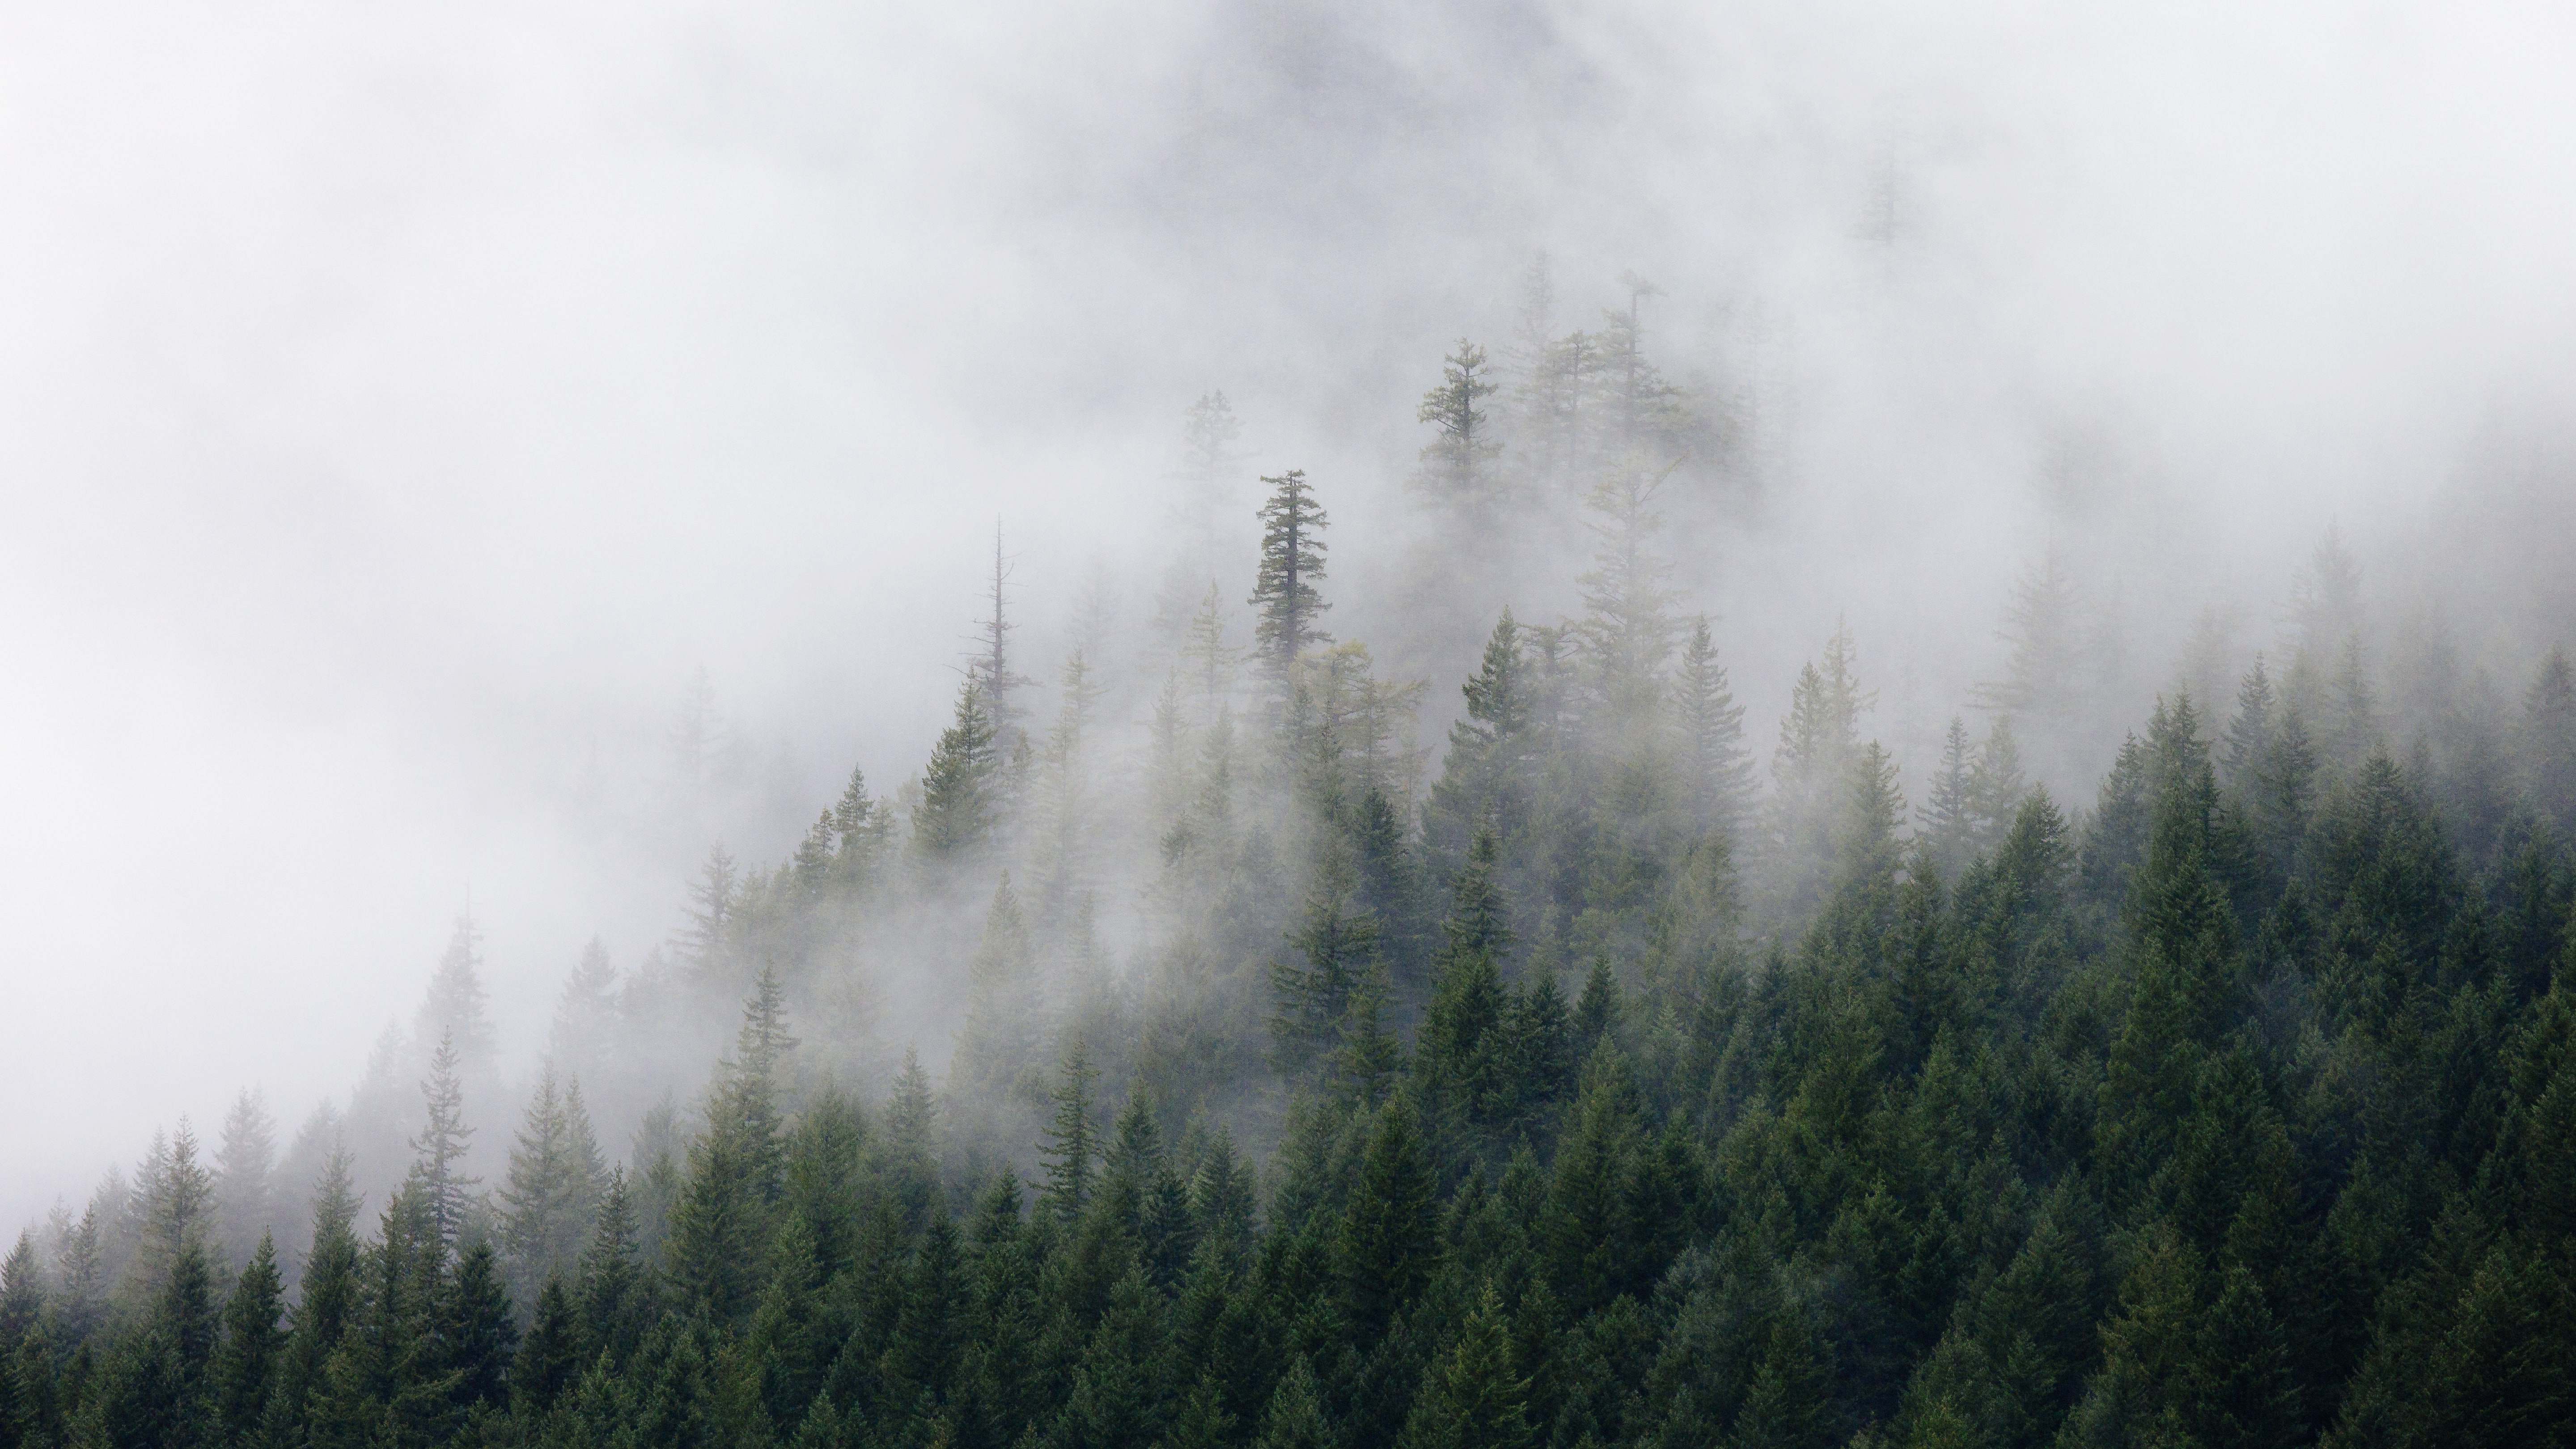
[{"xmin": 6, "ymin": 0, "xmax": 2574, "ymax": 1225}]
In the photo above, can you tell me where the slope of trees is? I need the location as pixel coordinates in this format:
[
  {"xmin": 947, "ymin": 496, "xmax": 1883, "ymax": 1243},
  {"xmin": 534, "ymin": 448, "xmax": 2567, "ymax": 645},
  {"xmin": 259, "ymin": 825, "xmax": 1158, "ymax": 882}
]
[{"xmin": 5, "ymin": 269, "xmax": 2575, "ymax": 1449}]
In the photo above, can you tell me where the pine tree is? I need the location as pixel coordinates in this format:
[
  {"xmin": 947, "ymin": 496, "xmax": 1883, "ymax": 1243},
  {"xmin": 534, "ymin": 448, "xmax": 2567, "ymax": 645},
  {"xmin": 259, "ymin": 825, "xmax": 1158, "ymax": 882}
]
[
  {"xmin": 971, "ymin": 522, "xmax": 1037, "ymax": 750},
  {"xmin": 667, "ymin": 970, "xmax": 797, "ymax": 1322},
  {"xmin": 1972, "ymin": 550, "xmax": 2087, "ymax": 727},
  {"xmin": 916, "ymin": 678, "xmax": 1004, "ymax": 861},
  {"xmin": 1036, "ymin": 651, "xmax": 1112, "ymax": 918},
  {"xmin": 1427, "ymin": 610, "xmax": 1538, "ymax": 861},
  {"xmin": 669, "ymin": 663, "xmax": 739, "ymax": 787},
  {"xmin": 1577, "ymin": 460, "xmax": 1681, "ymax": 733},
  {"xmin": 1966, "ymin": 715, "xmax": 2029, "ymax": 853},
  {"xmin": 0, "ymin": 1233, "xmax": 38, "ymax": 1346},
  {"xmin": 830, "ymin": 765, "xmax": 897, "ymax": 890},
  {"xmin": 2224, "ymin": 656, "xmax": 2277, "ymax": 790},
  {"xmin": 263, "ymin": 1145, "xmax": 360, "ymax": 1443},
  {"xmin": 418, "ymin": 914, "xmax": 498, "ymax": 1072},
  {"xmin": 1250, "ymin": 469, "xmax": 1332, "ymax": 721},
  {"xmin": 1176, "ymin": 391, "xmax": 1248, "ymax": 572},
  {"xmin": 1415, "ymin": 339, "xmax": 1505, "ymax": 525},
  {"xmin": 1767, "ymin": 625, "xmax": 1873, "ymax": 918},
  {"xmin": 675, "ymin": 843, "xmax": 740, "ymax": 983},
  {"xmin": 1257, "ymin": 1355, "xmax": 1334, "ymax": 1449},
  {"xmin": 1920, "ymin": 717, "xmax": 1978, "ymax": 880},
  {"xmin": 124, "ymin": 1119, "xmax": 214, "ymax": 1304},
  {"xmin": 1419, "ymin": 829, "xmax": 1516, "ymax": 1124},
  {"xmin": 2289, "ymin": 525, "xmax": 2364, "ymax": 664},
  {"xmin": 444, "ymin": 1240, "xmax": 518, "ymax": 1413},
  {"xmin": 2097, "ymin": 749, "xmax": 2243, "ymax": 1190},
  {"xmin": 410, "ymin": 1030, "xmax": 479, "ymax": 1258},
  {"xmin": 1402, "ymin": 1285, "xmax": 1533, "ymax": 1449},
  {"xmin": 1333, "ymin": 962, "xmax": 1406, "ymax": 1107},
  {"xmin": 2524, "ymin": 646, "xmax": 2576, "ymax": 835},
  {"xmin": 1675, "ymin": 617, "xmax": 1757, "ymax": 842},
  {"xmin": 1336, "ymin": 1098, "xmax": 1438, "ymax": 1343},
  {"xmin": 1573, "ymin": 957, "xmax": 1623, "ymax": 1051},
  {"xmin": 956, "ymin": 876, "xmax": 1039, "ymax": 1096},
  {"xmin": 513, "ymin": 1275, "xmax": 581, "ymax": 1414},
  {"xmin": 211, "ymin": 1088, "xmax": 276, "ymax": 1270},
  {"xmin": 1594, "ymin": 272, "xmax": 1691, "ymax": 462},
  {"xmin": 2253, "ymin": 702, "xmax": 2319, "ymax": 868},
  {"xmin": 1042, "ymin": 1043, "xmax": 1103, "ymax": 1222},
  {"xmin": 549, "ymin": 936, "xmax": 623, "ymax": 1074},
  {"xmin": 577, "ymin": 1168, "xmax": 649, "ymax": 1367},
  {"xmin": 210, "ymin": 1233, "xmax": 287, "ymax": 1441},
  {"xmin": 499, "ymin": 1063, "xmax": 607, "ymax": 1306},
  {"xmin": 1272, "ymin": 853, "xmax": 1384, "ymax": 1077},
  {"xmin": 2330, "ymin": 634, "xmax": 2380, "ymax": 764}
]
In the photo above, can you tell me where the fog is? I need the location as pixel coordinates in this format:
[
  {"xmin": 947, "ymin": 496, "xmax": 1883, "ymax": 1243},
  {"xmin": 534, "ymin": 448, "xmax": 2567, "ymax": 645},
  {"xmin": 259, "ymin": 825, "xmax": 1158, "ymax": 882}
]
[{"xmin": 5, "ymin": 0, "xmax": 2575, "ymax": 1229}]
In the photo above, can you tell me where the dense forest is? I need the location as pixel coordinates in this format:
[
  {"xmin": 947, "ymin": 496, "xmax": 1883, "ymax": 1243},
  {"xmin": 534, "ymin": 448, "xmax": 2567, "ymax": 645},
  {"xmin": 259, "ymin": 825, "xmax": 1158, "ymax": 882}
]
[{"xmin": 7, "ymin": 275, "xmax": 2576, "ymax": 1449}]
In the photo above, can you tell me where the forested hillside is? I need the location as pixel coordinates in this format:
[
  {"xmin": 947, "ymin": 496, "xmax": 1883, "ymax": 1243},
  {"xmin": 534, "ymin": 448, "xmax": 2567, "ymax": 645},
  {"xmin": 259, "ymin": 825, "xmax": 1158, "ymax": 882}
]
[{"xmin": 7, "ymin": 285, "xmax": 2576, "ymax": 1449}]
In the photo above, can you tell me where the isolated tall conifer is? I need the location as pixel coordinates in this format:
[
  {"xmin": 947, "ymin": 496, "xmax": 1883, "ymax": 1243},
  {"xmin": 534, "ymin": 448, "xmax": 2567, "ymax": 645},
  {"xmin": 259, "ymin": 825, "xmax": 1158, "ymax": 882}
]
[
  {"xmin": 1250, "ymin": 470, "xmax": 1331, "ymax": 722},
  {"xmin": 410, "ymin": 1032, "xmax": 479, "ymax": 1258},
  {"xmin": 1415, "ymin": 339, "xmax": 1505, "ymax": 524}
]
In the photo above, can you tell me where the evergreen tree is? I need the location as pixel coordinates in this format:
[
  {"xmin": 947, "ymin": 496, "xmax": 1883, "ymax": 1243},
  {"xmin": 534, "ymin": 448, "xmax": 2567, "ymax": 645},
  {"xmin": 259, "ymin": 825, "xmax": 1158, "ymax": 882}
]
[
  {"xmin": 445, "ymin": 1240, "xmax": 518, "ymax": 1413},
  {"xmin": 2097, "ymin": 743, "xmax": 2243, "ymax": 1189},
  {"xmin": 1338, "ymin": 1100, "xmax": 1438, "ymax": 1342},
  {"xmin": 2225, "ymin": 656, "xmax": 2277, "ymax": 790},
  {"xmin": 1577, "ymin": 461, "xmax": 1680, "ymax": 733},
  {"xmin": 263, "ymin": 1145, "xmax": 361, "ymax": 1443},
  {"xmin": 1250, "ymin": 470, "xmax": 1332, "ymax": 721},
  {"xmin": 1676, "ymin": 617, "xmax": 1757, "ymax": 842},
  {"xmin": 1920, "ymin": 716, "xmax": 1979, "ymax": 880},
  {"xmin": 1175, "ymin": 391, "xmax": 1248, "ymax": 573},
  {"xmin": 971, "ymin": 520, "xmax": 1037, "ymax": 754},
  {"xmin": 513, "ymin": 1275, "xmax": 582, "ymax": 1414},
  {"xmin": 1427, "ymin": 610, "xmax": 1538, "ymax": 860},
  {"xmin": 1042, "ymin": 1043, "xmax": 1104, "ymax": 1222},
  {"xmin": 673, "ymin": 843, "xmax": 741, "ymax": 986},
  {"xmin": 1333, "ymin": 963, "xmax": 1406, "ymax": 1108},
  {"xmin": 2525, "ymin": 646, "xmax": 2576, "ymax": 834},
  {"xmin": 124, "ymin": 1119, "xmax": 215, "ymax": 1303},
  {"xmin": 1400, "ymin": 1285, "xmax": 1532, "ymax": 1449},
  {"xmin": 830, "ymin": 765, "xmax": 897, "ymax": 891},
  {"xmin": 549, "ymin": 936, "xmax": 623, "ymax": 1073},
  {"xmin": 666, "ymin": 970, "xmax": 797, "ymax": 1322},
  {"xmin": 1415, "ymin": 340, "xmax": 1505, "ymax": 525},
  {"xmin": 577, "ymin": 1168, "xmax": 650, "ymax": 1367},
  {"xmin": 956, "ymin": 876, "xmax": 1040, "ymax": 1096},
  {"xmin": 1419, "ymin": 829, "xmax": 1516, "ymax": 1124},
  {"xmin": 417, "ymin": 914, "xmax": 498, "ymax": 1076},
  {"xmin": 1036, "ymin": 651, "xmax": 1112, "ymax": 918},
  {"xmin": 1257, "ymin": 1355, "xmax": 1335, "ymax": 1449},
  {"xmin": 411, "ymin": 1031, "xmax": 480, "ymax": 1258},
  {"xmin": 917, "ymin": 678, "xmax": 1004, "ymax": 861},
  {"xmin": 499, "ymin": 1063, "xmax": 607, "ymax": 1306},
  {"xmin": 1766, "ymin": 625, "xmax": 1873, "ymax": 919},
  {"xmin": 1972, "ymin": 550, "xmax": 2087, "ymax": 726},
  {"xmin": 1272, "ymin": 854, "xmax": 1384, "ymax": 1078},
  {"xmin": 212, "ymin": 1088, "xmax": 277, "ymax": 1270},
  {"xmin": 1967, "ymin": 715, "xmax": 2030, "ymax": 852},
  {"xmin": 2330, "ymin": 634, "xmax": 2381, "ymax": 764},
  {"xmin": 210, "ymin": 1233, "xmax": 287, "ymax": 1442}
]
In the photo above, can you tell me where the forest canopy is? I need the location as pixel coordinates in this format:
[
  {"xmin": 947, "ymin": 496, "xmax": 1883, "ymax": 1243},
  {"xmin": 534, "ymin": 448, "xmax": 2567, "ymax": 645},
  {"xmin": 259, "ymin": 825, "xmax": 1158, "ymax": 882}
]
[{"xmin": 6, "ymin": 281, "xmax": 2576, "ymax": 1449}]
